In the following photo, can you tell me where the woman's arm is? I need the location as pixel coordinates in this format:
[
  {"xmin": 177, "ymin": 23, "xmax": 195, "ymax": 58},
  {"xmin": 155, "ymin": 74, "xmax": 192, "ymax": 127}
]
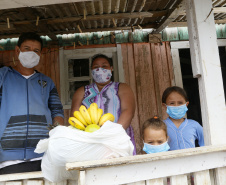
[
  {"xmin": 70, "ymin": 86, "xmax": 85, "ymax": 117},
  {"xmin": 117, "ymin": 83, "xmax": 136, "ymax": 129}
]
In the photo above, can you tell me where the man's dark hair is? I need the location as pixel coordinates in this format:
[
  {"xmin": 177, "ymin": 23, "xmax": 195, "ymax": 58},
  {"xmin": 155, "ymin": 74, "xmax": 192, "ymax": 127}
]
[
  {"xmin": 91, "ymin": 54, "xmax": 113, "ymax": 66},
  {"xmin": 17, "ymin": 32, "xmax": 43, "ymax": 50}
]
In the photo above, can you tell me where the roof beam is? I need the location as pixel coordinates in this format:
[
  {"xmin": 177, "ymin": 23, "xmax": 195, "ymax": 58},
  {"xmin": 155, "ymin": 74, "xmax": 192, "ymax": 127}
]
[
  {"xmin": 0, "ymin": 0, "xmax": 100, "ymax": 10},
  {"xmin": 168, "ymin": 18, "xmax": 226, "ymax": 27},
  {"xmin": 152, "ymin": 0, "xmax": 186, "ymax": 33},
  {"xmin": 0, "ymin": 25, "xmax": 156, "ymax": 40},
  {"xmin": 11, "ymin": 11, "xmax": 167, "ymax": 26}
]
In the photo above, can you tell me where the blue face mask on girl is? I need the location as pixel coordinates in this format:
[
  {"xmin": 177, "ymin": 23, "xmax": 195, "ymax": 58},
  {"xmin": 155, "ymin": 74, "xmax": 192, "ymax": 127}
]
[
  {"xmin": 143, "ymin": 141, "xmax": 170, "ymax": 154},
  {"xmin": 166, "ymin": 104, "xmax": 188, "ymax": 120}
]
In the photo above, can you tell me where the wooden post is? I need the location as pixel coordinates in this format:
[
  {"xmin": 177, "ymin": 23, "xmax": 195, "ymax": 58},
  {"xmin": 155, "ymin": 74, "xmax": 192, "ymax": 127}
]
[{"xmin": 186, "ymin": 0, "xmax": 226, "ymax": 145}]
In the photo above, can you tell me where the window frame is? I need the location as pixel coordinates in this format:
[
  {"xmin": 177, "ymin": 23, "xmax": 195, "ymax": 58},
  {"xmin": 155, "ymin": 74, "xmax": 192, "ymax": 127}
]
[{"xmin": 59, "ymin": 46, "xmax": 123, "ymax": 109}]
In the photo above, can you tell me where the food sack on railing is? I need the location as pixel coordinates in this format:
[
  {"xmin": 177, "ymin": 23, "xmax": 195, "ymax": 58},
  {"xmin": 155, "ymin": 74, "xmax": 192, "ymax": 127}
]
[{"xmin": 35, "ymin": 120, "xmax": 134, "ymax": 182}]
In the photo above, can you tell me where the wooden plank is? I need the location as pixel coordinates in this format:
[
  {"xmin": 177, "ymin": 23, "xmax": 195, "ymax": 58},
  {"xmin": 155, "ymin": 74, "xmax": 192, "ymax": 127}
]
[
  {"xmin": 133, "ymin": 43, "xmax": 158, "ymax": 126},
  {"xmin": 64, "ymin": 109, "xmax": 70, "ymax": 125},
  {"xmin": 68, "ymin": 180, "xmax": 78, "ymax": 185},
  {"xmin": 0, "ymin": 0, "xmax": 99, "ymax": 10},
  {"xmin": 44, "ymin": 180, "xmax": 68, "ymax": 185},
  {"xmin": 127, "ymin": 181, "xmax": 145, "ymax": 185},
  {"xmin": 5, "ymin": 182, "xmax": 22, "ymax": 185},
  {"xmin": 54, "ymin": 48, "xmax": 61, "ymax": 97},
  {"xmin": 78, "ymin": 171, "xmax": 86, "ymax": 185},
  {"xmin": 186, "ymin": 0, "xmax": 201, "ymax": 77},
  {"xmin": 165, "ymin": 42, "xmax": 175, "ymax": 86},
  {"xmin": 50, "ymin": 48, "xmax": 56, "ymax": 84},
  {"xmin": 11, "ymin": 11, "xmax": 166, "ymax": 25},
  {"xmin": 215, "ymin": 167, "xmax": 226, "ymax": 185},
  {"xmin": 194, "ymin": 170, "xmax": 211, "ymax": 185},
  {"xmin": 150, "ymin": 43, "xmax": 164, "ymax": 117},
  {"xmin": 70, "ymin": 148, "xmax": 226, "ymax": 185},
  {"xmin": 23, "ymin": 180, "xmax": 43, "ymax": 185},
  {"xmin": 36, "ymin": 48, "xmax": 45, "ymax": 74},
  {"xmin": 117, "ymin": 44, "xmax": 125, "ymax": 83},
  {"xmin": 170, "ymin": 174, "xmax": 188, "ymax": 185},
  {"xmin": 146, "ymin": 178, "xmax": 164, "ymax": 185},
  {"xmin": 127, "ymin": 43, "xmax": 142, "ymax": 154},
  {"xmin": 46, "ymin": 48, "xmax": 52, "ymax": 78},
  {"xmin": 66, "ymin": 144, "xmax": 226, "ymax": 170},
  {"xmin": 186, "ymin": 0, "xmax": 226, "ymax": 146},
  {"xmin": 153, "ymin": 0, "xmax": 186, "ymax": 33},
  {"xmin": 121, "ymin": 44, "xmax": 130, "ymax": 84},
  {"xmin": 0, "ymin": 172, "xmax": 43, "ymax": 182},
  {"xmin": 170, "ymin": 49, "xmax": 183, "ymax": 88}
]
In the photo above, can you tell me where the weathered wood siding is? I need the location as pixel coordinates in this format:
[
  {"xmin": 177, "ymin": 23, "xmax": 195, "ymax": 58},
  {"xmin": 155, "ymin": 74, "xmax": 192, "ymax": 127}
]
[
  {"xmin": 0, "ymin": 42, "xmax": 175, "ymax": 154},
  {"xmin": 120, "ymin": 42, "xmax": 174, "ymax": 154}
]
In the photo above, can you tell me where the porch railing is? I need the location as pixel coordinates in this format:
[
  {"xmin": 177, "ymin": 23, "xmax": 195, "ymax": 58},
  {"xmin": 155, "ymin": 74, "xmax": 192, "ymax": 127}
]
[{"xmin": 1, "ymin": 145, "xmax": 226, "ymax": 185}]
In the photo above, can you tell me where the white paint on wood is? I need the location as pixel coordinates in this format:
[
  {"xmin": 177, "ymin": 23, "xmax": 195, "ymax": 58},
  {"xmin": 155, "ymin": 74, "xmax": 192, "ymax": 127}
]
[
  {"xmin": 170, "ymin": 174, "xmax": 188, "ymax": 185},
  {"xmin": 67, "ymin": 146, "xmax": 226, "ymax": 185},
  {"xmin": 194, "ymin": 170, "xmax": 211, "ymax": 185},
  {"xmin": 185, "ymin": 0, "xmax": 201, "ymax": 77},
  {"xmin": 186, "ymin": 0, "xmax": 226, "ymax": 145},
  {"xmin": 23, "ymin": 180, "xmax": 43, "ymax": 185},
  {"xmin": 78, "ymin": 171, "xmax": 85, "ymax": 185},
  {"xmin": 170, "ymin": 39, "xmax": 226, "ymax": 49},
  {"xmin": 0, "ymin": 172, "xmax": 43, "ymax": 182},
  {"xmin": 170, "ymin": 49, "xmax": 183, "ymax": 88},
  {"xmin": 215, "ymin": 167, "xmax": 226, "ymax": 185},
  {"xmin": 127, "ymin": 181, "xmax": 145, "ymax": 185},
  {"xmin": 116, "ymin": 44, "xmax": 125, "ymax": 83},
  {"xmin": 5, "ymin": 182, "xmax": 22, "ymax": 185},
  {"xmin": 146, "ymin": 178, "xmax": 164, "ymax": 185},
  {"xmin": 0, "ymin": 0, "xmax": 98, "ymax": 10}
]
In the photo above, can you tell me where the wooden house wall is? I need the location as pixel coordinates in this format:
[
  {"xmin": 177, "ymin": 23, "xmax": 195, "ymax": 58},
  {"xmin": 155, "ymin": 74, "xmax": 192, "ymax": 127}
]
[
  {"xmin": 120, "ymin": 42, "xmax": 174, "ymax": 153},
  {"xmin": 0, "ymin": 42, "xmax": 174, "ymax": 154}
]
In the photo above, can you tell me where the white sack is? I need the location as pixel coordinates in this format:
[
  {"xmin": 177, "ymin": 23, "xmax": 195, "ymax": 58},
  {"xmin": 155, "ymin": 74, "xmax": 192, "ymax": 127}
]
[{"xmin": 35, "ymin": 121, "xmax": 134, "ymax": 182}]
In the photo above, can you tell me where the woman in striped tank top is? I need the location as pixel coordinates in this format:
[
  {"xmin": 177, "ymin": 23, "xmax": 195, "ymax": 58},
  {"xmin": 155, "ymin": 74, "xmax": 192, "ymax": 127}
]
[{"xmin": 70, "ymin": 54, "xmax": 136, "ymax": 155}]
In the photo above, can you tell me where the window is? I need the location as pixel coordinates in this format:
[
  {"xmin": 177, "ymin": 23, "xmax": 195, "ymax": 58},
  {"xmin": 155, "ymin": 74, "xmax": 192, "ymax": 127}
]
[{"xmin": 59, "ymin": 47, "xmax": 122, "ymax": 109}]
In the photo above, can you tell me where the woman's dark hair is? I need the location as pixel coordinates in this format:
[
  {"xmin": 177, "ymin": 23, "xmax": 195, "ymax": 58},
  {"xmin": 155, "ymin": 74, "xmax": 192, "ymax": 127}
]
[
  {"xmin": 162, "ymin": 86, "xmax": 188, "ymax": 103},
  {"xmin": 142, "ymin": 116, "xmax": 168, "ymax": 139},
  {"xmin": 17, "ymin": 32, "xmax": 43, "ymax": 50},
  {"xmin": 91, "ymin": 54, "xmax": 113, "ymax": 67}
]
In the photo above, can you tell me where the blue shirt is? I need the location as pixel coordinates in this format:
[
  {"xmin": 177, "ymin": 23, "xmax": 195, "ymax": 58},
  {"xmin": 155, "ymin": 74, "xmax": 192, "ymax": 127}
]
[
  {"xmin": 164, "ymin": 117, "xmax": 204, "ymax": 150},
  {"xmin": 0, "ymin": 67, "xmax": 64, "ymax": 162}
]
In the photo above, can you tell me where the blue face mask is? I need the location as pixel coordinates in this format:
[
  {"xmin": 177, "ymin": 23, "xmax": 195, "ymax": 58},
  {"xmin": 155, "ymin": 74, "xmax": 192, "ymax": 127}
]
[
  {"xmin": 166, "ymin": 104, "xmax": 188, "ymax": 120},
  {"xmin": 143, "ymin": 141, "xmax": 170, "ymax": 154}
]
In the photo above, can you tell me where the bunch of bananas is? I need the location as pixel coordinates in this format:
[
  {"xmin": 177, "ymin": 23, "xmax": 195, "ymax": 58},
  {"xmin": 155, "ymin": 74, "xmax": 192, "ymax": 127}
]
[{"xmin": 68, "ymin": 103, "xmax": 115, "ymax": 132}]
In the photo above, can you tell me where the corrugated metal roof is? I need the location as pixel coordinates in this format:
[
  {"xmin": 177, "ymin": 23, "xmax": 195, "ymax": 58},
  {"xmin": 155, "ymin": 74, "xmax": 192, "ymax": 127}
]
[{"xmin": 1, "ymin": 0, "xmax": 225, "ymax": 41}]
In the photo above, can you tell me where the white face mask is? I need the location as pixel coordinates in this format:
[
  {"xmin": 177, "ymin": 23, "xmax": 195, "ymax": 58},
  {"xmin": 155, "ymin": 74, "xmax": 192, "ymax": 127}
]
[
  {"xmin": 91, "ymin": 68, "xmax": 112, "ymax": 83},
  {"xmin": 18, "ymin": 50, "xmax": 40, "ymax": 68}
]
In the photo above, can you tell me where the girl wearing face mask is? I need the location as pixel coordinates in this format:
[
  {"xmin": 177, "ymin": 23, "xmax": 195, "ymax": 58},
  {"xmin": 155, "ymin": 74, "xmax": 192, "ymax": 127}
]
[
  {"xmin": 162, "ymin": 86, "xmax": 204, "ymax": 150},
  {"xmin": 142, "ymin": 116, "xmax": 170, "ymax": 154},
  {"xmin": 70, "ymin": 54, "xmax": 136, "ymax": 155}
]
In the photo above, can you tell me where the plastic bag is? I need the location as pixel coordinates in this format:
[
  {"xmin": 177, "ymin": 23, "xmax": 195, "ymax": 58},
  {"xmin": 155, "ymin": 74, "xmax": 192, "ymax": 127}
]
[{"xmin": 35, "ymin": 121, "xmax": 134, "ymax": 182}]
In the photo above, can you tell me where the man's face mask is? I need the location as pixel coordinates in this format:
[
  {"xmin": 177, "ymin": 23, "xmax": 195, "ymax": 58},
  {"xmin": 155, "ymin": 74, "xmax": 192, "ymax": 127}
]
[
  {"xmin": 166, "ymin": 104, "xmax": 188, "ymax": 120},
  {"xmin": 18, "ymin": 50, "xmax": 40, "ymax": 68},
  {"xmin": 143, "ymin": 141, "xmax": 170, "ymax": 154},
  {"xmin": 92, "ymin": 67, "xmax": 112, "ymax": 83}
]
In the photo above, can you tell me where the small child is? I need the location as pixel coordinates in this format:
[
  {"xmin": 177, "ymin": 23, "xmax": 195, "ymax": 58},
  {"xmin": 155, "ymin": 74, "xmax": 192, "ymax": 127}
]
[
  {"xmin": 162, "ymin": 86, "xmax": 204, "ymax": 150},
  {"xmin": 142, "ymin": 116, "xmax": 170, "ymax": 154}
]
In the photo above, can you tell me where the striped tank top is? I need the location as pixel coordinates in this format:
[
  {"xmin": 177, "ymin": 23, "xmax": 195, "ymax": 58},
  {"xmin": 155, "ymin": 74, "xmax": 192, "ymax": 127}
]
[{"xmin": 82, "ymin": 81, "xmax": 136, "ymax": 155}]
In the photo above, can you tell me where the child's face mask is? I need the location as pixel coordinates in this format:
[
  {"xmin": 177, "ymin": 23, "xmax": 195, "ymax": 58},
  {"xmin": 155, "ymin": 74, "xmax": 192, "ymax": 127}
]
[
  {"xmin": 166, "ymin": 104, "xmax": 188, "ymax": 120},
  {"xmin": 92, "ymin": 67, "xmax": 112, "ymax": 83},
  {"xmin": 143, "ymin": 141, "xmax": 170, "ymax": 154}
]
